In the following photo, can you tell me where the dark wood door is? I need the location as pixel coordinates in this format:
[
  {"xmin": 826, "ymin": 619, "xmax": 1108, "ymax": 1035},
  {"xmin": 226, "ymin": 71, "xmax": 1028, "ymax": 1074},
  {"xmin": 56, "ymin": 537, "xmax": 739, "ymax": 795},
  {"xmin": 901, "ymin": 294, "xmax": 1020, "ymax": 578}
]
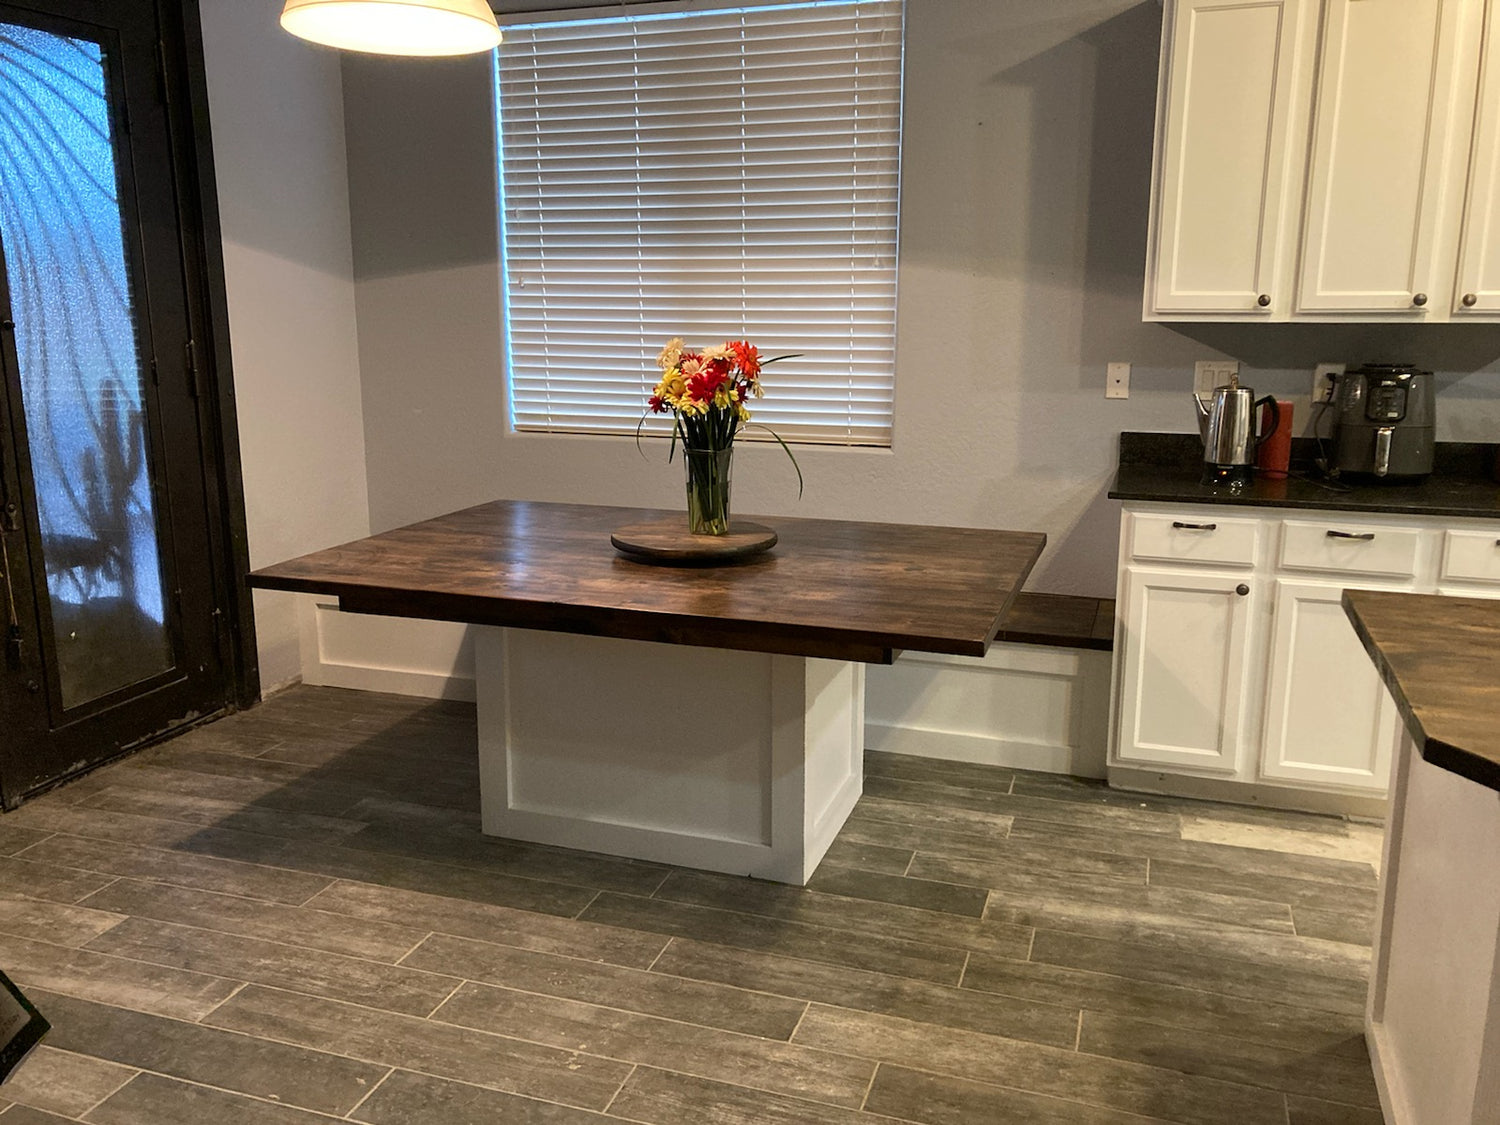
[{"xmin": 0, "ymin": 0, "xmax": 244, "ymax": 806}]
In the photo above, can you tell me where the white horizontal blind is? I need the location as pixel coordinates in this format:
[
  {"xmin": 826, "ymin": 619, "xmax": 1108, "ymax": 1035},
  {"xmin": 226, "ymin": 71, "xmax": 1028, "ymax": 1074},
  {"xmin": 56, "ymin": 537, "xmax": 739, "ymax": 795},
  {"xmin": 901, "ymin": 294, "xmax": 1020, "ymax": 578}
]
[{"xmin": 497, "ymin": 0, "xmax": 903, "ymax": 444}]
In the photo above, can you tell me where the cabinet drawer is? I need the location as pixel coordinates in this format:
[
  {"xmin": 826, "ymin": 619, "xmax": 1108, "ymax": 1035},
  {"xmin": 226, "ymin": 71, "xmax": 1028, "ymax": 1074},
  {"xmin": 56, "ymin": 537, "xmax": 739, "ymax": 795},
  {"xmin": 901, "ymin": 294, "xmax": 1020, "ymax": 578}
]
[
  {"xmin": 1278, "ymin": 520, "xmax": 1421, "ymax": 578},
  {"xmin": 1440, "ymin": 530, "xmax": 1500, "ymax": 585},
  {"xmin": 1128, "ymin": 513, "xmax": 1261, "ymax": 568}
]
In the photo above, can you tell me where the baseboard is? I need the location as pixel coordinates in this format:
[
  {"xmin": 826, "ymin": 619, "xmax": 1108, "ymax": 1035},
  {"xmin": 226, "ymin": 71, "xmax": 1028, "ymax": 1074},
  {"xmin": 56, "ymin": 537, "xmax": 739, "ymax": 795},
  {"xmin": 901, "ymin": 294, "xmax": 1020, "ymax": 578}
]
[
  {"xmin": 865, "ymin": 725, "xmax": 1085, "ymax": 775},
  {"xmin": 1366, "ymin": 1019, "xmax": 1410, "ymax": 1125},
  {"xmin": 1108, "ymin": 765, "xmax": 1389, "ymax": 818}
]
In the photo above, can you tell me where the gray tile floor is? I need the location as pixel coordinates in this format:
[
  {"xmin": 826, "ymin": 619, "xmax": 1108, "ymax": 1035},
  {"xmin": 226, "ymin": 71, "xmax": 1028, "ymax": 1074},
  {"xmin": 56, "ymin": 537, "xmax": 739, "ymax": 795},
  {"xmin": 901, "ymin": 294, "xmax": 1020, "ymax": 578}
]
[{"xmin": 0, "ymin": 686, "xmax": 1383, "ymax": 1124}]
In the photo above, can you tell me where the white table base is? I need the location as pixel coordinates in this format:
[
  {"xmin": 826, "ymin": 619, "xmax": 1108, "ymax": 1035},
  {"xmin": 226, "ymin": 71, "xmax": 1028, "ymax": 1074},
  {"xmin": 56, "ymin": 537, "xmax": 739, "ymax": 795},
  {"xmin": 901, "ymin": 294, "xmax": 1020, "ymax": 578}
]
[{"xmin": 474, "ymin": 627, "xmax": 865, "ymax": 884}]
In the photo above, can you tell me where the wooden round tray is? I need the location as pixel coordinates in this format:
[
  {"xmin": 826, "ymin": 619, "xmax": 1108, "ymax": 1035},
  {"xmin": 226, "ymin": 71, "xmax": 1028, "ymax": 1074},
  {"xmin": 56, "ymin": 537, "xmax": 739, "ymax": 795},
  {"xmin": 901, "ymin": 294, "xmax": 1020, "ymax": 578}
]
[{"xmin": 611, "ymin": 518, "xmax": 777, "ymax": 564}]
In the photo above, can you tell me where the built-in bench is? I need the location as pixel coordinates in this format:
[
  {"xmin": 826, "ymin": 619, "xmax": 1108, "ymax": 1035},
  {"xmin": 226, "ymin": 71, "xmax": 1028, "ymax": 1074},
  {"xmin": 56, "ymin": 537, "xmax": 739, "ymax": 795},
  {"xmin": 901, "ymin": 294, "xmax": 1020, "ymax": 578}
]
[
  {"xmin": 865, "ymin": 590, "xmax": 1115, "ymax": 777},
  {"xmin": 995, "ymin": 592, "xmax": 1115, "ymax": 652}
]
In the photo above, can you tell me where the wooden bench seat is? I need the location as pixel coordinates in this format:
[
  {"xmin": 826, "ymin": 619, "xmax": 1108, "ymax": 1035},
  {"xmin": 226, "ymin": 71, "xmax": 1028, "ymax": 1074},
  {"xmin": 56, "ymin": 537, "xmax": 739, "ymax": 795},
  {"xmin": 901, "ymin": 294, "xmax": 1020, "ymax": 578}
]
[{"xmin": 995, "ymin": 592, "xmax": 1115, "ymax": 651}]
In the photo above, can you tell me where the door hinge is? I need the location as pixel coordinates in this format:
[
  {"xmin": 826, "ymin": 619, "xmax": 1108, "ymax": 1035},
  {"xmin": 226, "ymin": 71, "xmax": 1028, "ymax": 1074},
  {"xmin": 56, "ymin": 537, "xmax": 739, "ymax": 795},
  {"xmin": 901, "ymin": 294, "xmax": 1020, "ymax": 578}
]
[{"xmin": 185, "ymin": 338, "xmax": 201, "ymax": 399}]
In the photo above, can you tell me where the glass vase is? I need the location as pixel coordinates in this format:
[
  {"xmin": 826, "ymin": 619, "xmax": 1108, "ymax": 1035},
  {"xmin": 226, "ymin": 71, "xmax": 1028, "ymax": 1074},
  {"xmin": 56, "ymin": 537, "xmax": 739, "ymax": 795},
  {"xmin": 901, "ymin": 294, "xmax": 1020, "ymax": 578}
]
[{"xmin": 684, "ymin": 447, "xmax": 733, "ymax": 535}]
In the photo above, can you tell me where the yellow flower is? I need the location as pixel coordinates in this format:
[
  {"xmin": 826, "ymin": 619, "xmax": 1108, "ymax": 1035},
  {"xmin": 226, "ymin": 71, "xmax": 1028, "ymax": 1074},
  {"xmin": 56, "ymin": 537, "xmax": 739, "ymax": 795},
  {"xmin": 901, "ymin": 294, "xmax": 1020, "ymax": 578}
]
[
  {"xmin": 657, "ymin": 337, "xmax": 685, "ymax": 372},
  {"xmin": 737, "ymin": 403, "xmax": 752, "ymax": 422},
  {"xmin": 663, "ymin": 374, "xmax": 687, "ymax": 398}
]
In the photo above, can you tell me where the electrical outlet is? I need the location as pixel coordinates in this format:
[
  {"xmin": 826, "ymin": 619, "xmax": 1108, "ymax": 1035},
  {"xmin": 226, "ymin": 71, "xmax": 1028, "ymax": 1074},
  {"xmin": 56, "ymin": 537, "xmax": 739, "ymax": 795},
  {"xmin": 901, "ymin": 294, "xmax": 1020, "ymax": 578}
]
[
  {"xmin": 1312, "ymin": 362, "xmax": 1345, "ymax": 403},
  {"xmin": 1194, "ymin": 360, "xmax": 1239, "ymax": 396},
  {"xmin": 1107, "ymin": 362, "xmax": 1130, "ymax": 399}
]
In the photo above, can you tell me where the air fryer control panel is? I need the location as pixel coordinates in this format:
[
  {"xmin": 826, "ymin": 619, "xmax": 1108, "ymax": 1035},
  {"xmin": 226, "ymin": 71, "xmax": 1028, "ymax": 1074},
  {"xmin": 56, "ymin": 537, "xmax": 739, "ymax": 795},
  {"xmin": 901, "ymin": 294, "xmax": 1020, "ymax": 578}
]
[{"xmin": 1365, "ymin": 377, "xmax": 1410, "ymax": 422}]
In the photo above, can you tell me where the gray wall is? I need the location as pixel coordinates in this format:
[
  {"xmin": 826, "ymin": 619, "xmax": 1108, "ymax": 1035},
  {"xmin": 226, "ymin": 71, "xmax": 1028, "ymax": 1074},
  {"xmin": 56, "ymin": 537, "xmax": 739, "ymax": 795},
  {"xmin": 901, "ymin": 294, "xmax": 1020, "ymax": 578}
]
[
  {"xmin": 201, "ymin": 0, "xmax": 370, "ymax": 688},
  {"xmin": 341, "ymin": 0, "xmax": 1500, "ymax": 597}
]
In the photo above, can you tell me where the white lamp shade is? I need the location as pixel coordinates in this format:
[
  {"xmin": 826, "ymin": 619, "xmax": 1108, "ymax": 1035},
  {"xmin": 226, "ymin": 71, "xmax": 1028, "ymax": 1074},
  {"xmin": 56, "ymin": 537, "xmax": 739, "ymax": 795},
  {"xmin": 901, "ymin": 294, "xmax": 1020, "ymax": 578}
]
[{"xmin": 280, "ymin": 0, "xmax": 502, "ymax": 57}]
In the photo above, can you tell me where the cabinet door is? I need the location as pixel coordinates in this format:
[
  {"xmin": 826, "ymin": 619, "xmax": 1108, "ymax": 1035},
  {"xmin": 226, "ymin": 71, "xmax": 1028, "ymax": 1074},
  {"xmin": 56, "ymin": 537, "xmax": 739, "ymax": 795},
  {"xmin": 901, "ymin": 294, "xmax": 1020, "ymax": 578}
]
[
  {"xmin": 1115, "ymin": 567, "xmax": 1257, "ymax": 773},
  {"xmin": 1147, "ymin": 0, "xmax": 1308, "ymax": 316},
  {"xmin": 1297, "ymin": 0, "xmax": 1474, "ymax": 314},
  {"xmin": 1454, "ymin": 0, "xmax": 1500, "ymax": 315},
  {"xmin": 1260, "ymin": 580, "xmax": 1399, "ymax": 793}
]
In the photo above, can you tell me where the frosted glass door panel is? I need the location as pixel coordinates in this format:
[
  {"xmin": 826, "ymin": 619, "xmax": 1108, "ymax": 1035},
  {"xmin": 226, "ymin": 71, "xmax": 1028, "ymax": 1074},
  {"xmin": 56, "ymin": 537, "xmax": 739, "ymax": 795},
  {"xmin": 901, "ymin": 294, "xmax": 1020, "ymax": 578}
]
[{"xmin": 0, "ymin": 22, "xmax": 170, "ymax": 709}]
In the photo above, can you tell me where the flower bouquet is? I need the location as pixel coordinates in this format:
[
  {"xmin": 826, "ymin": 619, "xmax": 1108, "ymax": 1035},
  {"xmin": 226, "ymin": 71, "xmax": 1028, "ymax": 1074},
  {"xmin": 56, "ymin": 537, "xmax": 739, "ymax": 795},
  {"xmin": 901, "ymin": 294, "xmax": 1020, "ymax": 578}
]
[{"xmin": 643, "ymin": 338, "xmax": 801, "ymax": 535}]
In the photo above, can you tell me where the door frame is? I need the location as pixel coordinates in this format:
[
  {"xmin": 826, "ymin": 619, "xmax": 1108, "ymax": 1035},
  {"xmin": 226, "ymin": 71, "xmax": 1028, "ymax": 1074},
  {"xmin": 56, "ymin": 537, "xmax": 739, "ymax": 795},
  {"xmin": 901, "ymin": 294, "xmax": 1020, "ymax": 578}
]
[{"xmin": 159, "ymin": 0, "xmax": 258, "ymax": 710}]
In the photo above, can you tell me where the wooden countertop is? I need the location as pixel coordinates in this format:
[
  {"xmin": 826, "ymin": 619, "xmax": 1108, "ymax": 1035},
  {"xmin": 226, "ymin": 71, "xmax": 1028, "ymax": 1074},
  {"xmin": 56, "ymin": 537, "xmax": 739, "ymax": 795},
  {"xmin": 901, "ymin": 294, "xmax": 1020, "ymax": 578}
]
[
  {"xmin": 248, "ymin": 500, "xmax": 1047, "ymax": 665},
  {"xmin": 1343, "ymin": 590, "xmax": 1500, "ymax": 793}
]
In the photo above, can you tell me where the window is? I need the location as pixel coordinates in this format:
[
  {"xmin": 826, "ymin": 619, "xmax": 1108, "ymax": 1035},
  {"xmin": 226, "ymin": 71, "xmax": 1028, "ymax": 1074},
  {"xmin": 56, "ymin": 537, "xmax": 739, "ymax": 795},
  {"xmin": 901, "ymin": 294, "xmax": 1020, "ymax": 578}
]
[{"xmin": 496, "ymin": 0, "xmax": 904, "ymax": 445}]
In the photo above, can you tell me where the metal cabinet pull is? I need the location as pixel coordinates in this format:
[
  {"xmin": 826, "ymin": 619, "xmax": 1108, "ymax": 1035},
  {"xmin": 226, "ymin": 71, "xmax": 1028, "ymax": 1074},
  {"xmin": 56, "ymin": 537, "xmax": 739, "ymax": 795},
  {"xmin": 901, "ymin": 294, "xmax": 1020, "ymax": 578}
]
[
  {"xmin": 1412, "ymin": 293, "xmax": 1429, "ymax": 307},
  {"xmin": 1236, "ymin": 584, "xmax": 1250, "ymax": 597},
  {"xmin": 1464, "ymin": 293, "xmax": 1479, "ymax": 308},
  {"xmin": 1172, "ymin": 521, "xmax": 1217, "ymax": 531},
  {"xmin": 1256, "ymin": 294, "xmax": 1271, "ymax": 308},
  {"xmin": 1326, "ymin": 530, "xmax": 1376, "ymax": 541}
]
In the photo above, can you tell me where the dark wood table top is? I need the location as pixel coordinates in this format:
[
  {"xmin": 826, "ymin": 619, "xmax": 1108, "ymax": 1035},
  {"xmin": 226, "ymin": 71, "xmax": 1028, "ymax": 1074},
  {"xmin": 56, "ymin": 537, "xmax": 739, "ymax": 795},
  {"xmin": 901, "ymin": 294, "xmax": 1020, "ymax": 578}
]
[
  {"xmin": 248, "ymin": 500, "xmax": 1047, "ymax": 664},
  {"xmin": 1343, "ymin": 590, "xmax": 1500, "ymax": 793}
]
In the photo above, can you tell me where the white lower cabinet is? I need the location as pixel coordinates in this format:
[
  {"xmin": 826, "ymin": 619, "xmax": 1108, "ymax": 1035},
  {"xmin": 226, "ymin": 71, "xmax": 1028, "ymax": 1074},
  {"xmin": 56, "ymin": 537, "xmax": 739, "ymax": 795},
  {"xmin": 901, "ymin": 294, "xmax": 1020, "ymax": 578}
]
[
  {"xmin": 1116, "ymin": 567, "xmax": 1256, "ymax": 774},
  {"xmin": 1112, "ymin": 504, "xmax": 1500, "ymax": 804},
  {"xmin": 1260, "ymin": 579, "xmax": 1399, "ymax": 792}
]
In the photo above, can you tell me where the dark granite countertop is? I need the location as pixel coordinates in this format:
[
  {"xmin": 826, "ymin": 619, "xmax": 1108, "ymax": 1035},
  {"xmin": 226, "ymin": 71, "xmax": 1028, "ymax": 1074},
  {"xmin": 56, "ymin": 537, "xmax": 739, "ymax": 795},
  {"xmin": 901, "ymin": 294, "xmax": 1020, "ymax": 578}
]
[
  {"xmin": 1343, "ymin": 590, "xmax": 1500, "ymax": 793},
  {"xmin": 1111, "ymin": 433, "xmax": 1500, "ymax": 519}
]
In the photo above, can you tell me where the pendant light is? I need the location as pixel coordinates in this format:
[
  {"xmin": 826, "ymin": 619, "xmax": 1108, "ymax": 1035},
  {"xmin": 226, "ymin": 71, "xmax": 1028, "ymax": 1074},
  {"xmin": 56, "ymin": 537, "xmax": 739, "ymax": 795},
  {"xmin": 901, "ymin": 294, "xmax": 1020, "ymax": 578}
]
[{"xmin": 280, "ymin": 0, "xmax": 502, "ymax": 57}]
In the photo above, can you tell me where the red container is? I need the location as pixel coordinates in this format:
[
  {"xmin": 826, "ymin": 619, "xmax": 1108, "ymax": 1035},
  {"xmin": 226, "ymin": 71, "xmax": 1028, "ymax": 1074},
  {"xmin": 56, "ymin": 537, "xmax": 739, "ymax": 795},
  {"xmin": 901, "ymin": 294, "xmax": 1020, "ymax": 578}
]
[{"xmin": 1256, "ymin": 399, "xmax": 1293, "ymax": 479}]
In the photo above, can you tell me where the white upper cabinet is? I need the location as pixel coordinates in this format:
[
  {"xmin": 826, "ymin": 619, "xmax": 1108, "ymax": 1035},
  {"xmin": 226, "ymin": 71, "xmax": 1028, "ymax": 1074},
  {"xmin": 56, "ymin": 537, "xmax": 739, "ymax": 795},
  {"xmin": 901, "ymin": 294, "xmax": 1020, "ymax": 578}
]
[
  {"xmin": 1146, "ymin": 0, "xmax": 1310, "ymax": 316},
  {"xmin": 1454, "ymin": 1, "xmax": 1500, "ymax": 314},
  {"xmin": 1146, "ymin": 0, "xmax": 1497, "ymax": 322}
]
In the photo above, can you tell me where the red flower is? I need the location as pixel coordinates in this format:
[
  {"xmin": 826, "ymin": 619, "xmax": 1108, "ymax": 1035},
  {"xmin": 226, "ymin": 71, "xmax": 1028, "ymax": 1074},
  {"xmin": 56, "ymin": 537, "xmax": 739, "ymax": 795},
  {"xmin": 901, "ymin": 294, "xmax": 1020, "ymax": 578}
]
[
  {"xmin": 686, "ymin": 369, "xmax": 726, "ymax": 403},
  {"xmin": 648, "ymin": 394, "xmax": 666, "ymax": 413},
  {"xmin": 728, "ymin": 340, "xmax": 761, "ymax": 379}
]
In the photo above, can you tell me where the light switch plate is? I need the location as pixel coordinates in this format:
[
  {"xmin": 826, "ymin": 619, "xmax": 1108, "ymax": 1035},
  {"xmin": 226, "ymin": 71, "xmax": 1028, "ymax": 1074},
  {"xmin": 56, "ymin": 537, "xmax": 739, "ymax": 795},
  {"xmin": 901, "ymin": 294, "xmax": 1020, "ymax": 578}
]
[
  {"xmin": 1107, "ymin": 362, "xmax": 1130, "ymax": 399},
  {"xmin": 1194, "ymin": 360, "xmax": 1239, "ymax": 396}
]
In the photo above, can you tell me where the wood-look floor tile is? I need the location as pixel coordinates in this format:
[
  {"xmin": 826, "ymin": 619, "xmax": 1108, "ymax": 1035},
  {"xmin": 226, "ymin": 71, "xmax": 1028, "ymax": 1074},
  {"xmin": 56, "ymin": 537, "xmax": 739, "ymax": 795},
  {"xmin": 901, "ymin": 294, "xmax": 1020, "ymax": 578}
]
[
  {"xmin": 0, "ymin": 933, "xmax": 241, "ymax": 1021},
  {"xmin": 840, "ymin": 816, "xmax": 1150, "ymax": 882},
  {"xmin": 960, "ymin": 950, "xmax": 1366, "ymax": 1053},
  {"xmin": 817, "ymin": 836, "xmax": 913, "ymax": 875},
  {"xmin": 864, "ymin": 752, "xmax": 1016, "ymax": 793},
  {"xmin": 146, "ymin": 745, "xmax": 475, "ymax": 813},
  {"xmin": 161, "ymin": 823, "xmax": 598, "ymax": 919},
  {"xmin": 845, "ymin": 796, "xmax": 1014, "ymax": 841},
  {"xmin": 5, "ymin": 803, "xmax": 244, "ymax": 853},
  {"xmin": 804, "ymin": 864, "xmax": 989, "ymax": 917},
  {"xmin": 1179, "ymin": 816, "xmax": 1384, "ymax": 870},
  {"xmin": 794, "ymin": 1005, "xmax": 1287, "ymax": 1125},
  {"xmin": 84, "ymin": 916, "xmax": 460, "ymax": 1017},
  {"xmin": 863, "ymin": 774, "xmax": 1183, "ymax": 836},
  {"xmin": 1028, "ymin": 927, "xmax": 1368, "ymax": 1016},
  {"xmin": 0, "ymin": 856, "xmax": 117, "ymax": 906},
  {"xmin": 1079, "ymin": 1009, "xmax": 1381, "ymax": 1107},
  {"xmin": 980, "ymin": 882, "xmax": 1298, "ymax": 943},
  {"xmin": 303, "ymin": 880, "xmax": 667, "ymax": 969},
  {"xmin": 1010, "ymin": 818, "xmax": 1379, "ymax": 887},
  {"xmin": 75, "ymin": 787, "xmax": 369, "ymax": 847},
  {"xmin": 0, "ymin": 1105, "xmax": 81, "ymax": 1124},
  {"xmin": 864, "ymin": 1063, "xmax": 1176, "ymax": 1124},
  {"xmin": 78, "ymin": 879, "xmax": 425, "ymax": 963},
  {"xmin": 651, "ymin": 870, "xmax": 1032, "ymax": 960},
  {"xmin": 1292, "ymin": 906, "xmax": 1374, "ymax": 947},
  {"xmin": 84, "ymin": 1073, "xmax": 343, "ymax": 1124},
  {"xmin": 0, "ymin": 824, "xmax": 52, "ymax": 857},
  {"xmin": 17, "ymin": 835, "xmax": 334, "ymax": 906},
  {"xmin": 0, "ymin": 894, "xmax": 124, "ymax": 948},
  {"xmin": 648, "ymin": 938, "xmax": 1080, "ymax": 1048},
  {"xmin": 432, "ymin": 980, "xmax": 876, "ymax": 1109},
  {"xmin": 68, "ymin": 761, "xmax": 363, "ymax": 820},
  {"xmin": 205, "ymin": 984, "xmax": 628, "ymax": 1111},
  {"xmin": 1149, "ymin": 859, "xmax": 1378, "ymax": 916},
  {"xmin": 1, "ymin": 1047, "xmax": 136, "ymax": 1119},
  {"xmin": 338, "ymin": 822, "xmax": 669, "ymax": 896},
  {"xmin": 606, "ymin": 1066, "xmax": 873, "ymax": 1125},
  {"xmin": 33, "ymin": 990, "xmax": 387, "ymax": 1116},
  {"xmin": 162, "ymin": 724, "xmax": 287, "ymax": 759},
  {"xmin": 579, "ymin": 892, "xmax": 969, "ymax": 986},
  {"xmin": 402, "ymin": 933, "xmax": 806, "ymax": 1039},
  {"xmin": 1285, "ymin": 1093, "xmax": 1387, "ymax": 1125},
  {"xmin": 349, "ymin": 1069, "xmax": 605, "ymax": 1125}
]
